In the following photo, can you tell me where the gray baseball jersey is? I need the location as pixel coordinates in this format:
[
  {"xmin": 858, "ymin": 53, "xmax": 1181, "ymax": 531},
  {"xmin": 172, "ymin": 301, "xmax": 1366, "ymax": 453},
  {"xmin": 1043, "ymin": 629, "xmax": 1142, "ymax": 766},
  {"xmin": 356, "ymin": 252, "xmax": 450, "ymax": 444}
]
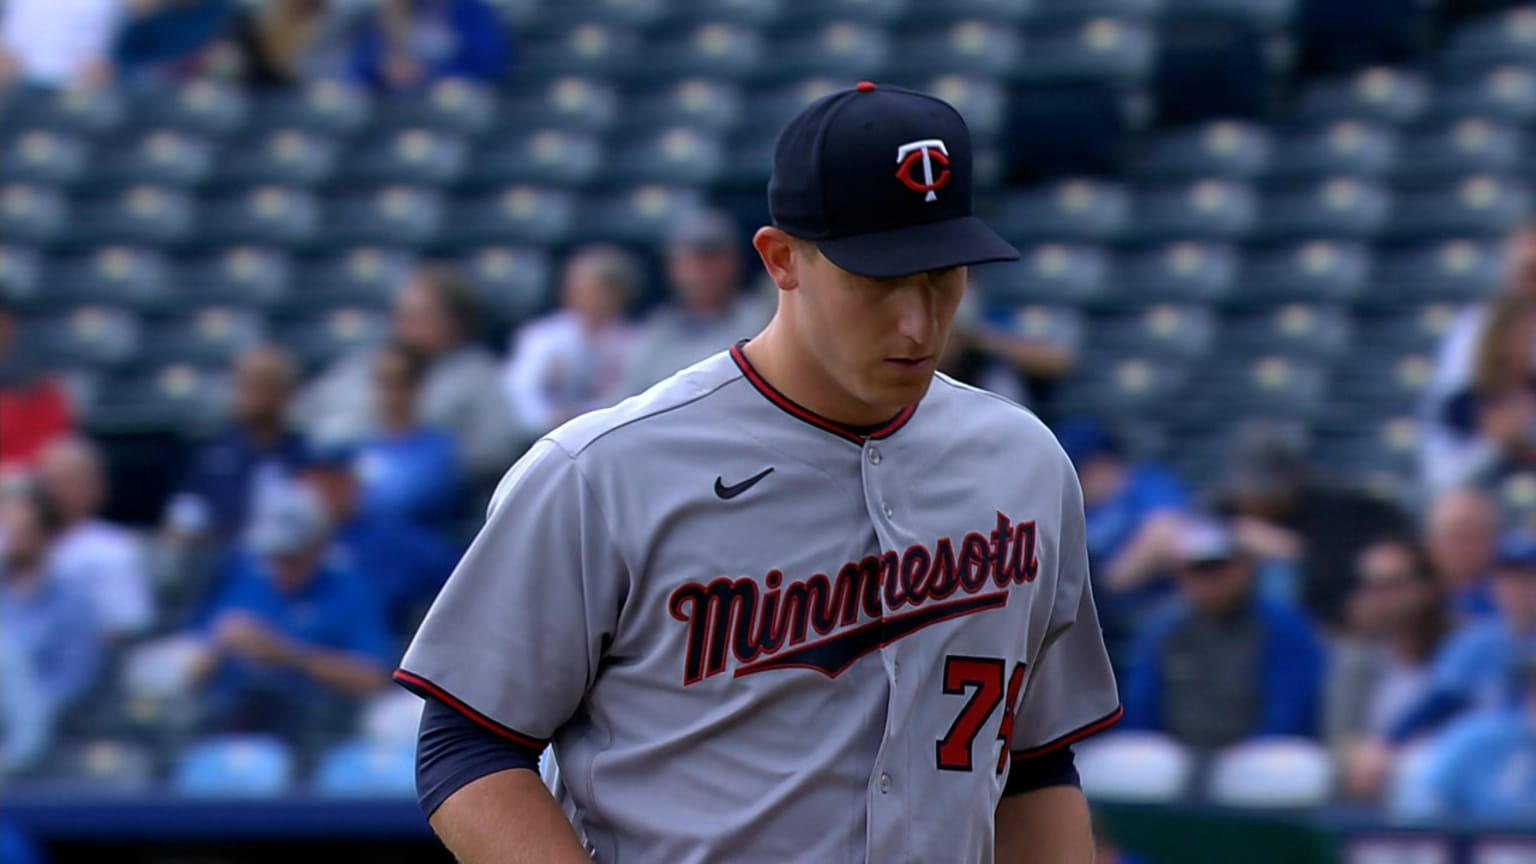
[{"xmin": 396, "ymin": 344, "xmax": 1122, "ymax": 864}]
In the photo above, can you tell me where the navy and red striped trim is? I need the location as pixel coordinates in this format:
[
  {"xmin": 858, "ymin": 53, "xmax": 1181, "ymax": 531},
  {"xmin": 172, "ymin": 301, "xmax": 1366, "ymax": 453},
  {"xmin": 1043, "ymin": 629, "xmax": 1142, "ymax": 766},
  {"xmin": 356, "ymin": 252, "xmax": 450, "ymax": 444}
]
[
  {"xmin": 393, "ymin": 669, "xmax": 547, "ymax": 750},
  {"xmin": 729, "ymin": 342, "xmax": 917, "ymax": 445},
  {"xmin": 1011, "ymin": 705, "xmax": 1124, "ymax": 760}
]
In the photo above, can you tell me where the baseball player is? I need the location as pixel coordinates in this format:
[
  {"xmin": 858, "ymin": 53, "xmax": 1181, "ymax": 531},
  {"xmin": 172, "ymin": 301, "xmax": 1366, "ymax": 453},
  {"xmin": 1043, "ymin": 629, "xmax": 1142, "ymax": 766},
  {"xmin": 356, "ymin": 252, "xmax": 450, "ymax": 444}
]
[{"xmin": 396, "ymin": 81, "xmax": 1123, "ymax": 863}]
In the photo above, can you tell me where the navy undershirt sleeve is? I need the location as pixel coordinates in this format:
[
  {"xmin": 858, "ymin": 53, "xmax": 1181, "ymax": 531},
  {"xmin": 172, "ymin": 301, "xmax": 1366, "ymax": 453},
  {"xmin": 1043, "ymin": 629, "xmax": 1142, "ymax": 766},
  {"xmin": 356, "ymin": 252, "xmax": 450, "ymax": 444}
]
[
  {"xmin": 416, "ymin": 696, "xmax": 544, "ymax": 818},
  {"xmin": 1003, "ymin": 745, "xmax": 1080, "ymax": 796}
]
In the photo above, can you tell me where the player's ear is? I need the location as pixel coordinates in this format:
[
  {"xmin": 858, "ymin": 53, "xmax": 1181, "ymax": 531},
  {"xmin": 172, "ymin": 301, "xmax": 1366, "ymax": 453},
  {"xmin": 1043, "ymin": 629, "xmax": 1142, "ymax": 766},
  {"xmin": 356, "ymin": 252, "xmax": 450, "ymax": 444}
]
[{"xmin": 752, "ymin": 226, "xmax": 802, "ymax": 292}]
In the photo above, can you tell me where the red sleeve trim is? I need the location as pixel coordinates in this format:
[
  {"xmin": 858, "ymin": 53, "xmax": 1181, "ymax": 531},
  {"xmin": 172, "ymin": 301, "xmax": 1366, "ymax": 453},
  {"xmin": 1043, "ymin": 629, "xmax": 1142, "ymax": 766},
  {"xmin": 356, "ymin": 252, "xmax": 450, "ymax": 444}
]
[
  {"xmin": 393, "ymin": 668, "xmax": 548, "ymax": 750},
  {"xmin": 1011, "ymin": 705, "xmax": 1123, "ymax": 760}
]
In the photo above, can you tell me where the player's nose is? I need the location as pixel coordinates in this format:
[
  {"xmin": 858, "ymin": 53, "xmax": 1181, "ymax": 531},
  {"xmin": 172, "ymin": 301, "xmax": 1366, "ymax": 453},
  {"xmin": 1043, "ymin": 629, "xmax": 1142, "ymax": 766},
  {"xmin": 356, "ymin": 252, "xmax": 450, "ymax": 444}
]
[{"xmin": 891, "ymin": 283, "xmax": 939, "ymax": 345}]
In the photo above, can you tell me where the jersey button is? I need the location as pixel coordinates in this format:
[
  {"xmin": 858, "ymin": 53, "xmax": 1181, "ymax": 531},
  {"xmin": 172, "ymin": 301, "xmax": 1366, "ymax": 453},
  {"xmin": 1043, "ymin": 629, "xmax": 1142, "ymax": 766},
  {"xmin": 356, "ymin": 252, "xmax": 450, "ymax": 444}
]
[
  {"xmin": 892, "ymin": 661, "xmax": 901, "ymax": 681},
  {"xmin": 867, "ymin": 447, "xmax": 882, "ymax": 465},
  {"xmin": 879, "ymin": 773, "xmax": 892, "ymax": 794},
  {"xmin": 881, "ymin": 501, "xmax": 894, "ymax": 519}
]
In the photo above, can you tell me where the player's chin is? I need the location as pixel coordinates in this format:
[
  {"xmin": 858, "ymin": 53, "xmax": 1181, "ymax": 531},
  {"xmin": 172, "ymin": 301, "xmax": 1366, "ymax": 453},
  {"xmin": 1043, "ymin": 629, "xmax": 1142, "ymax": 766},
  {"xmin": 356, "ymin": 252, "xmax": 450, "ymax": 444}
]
[{"xmin": 871, "ymin": 368, "xmax": 936, "ymax": 404}]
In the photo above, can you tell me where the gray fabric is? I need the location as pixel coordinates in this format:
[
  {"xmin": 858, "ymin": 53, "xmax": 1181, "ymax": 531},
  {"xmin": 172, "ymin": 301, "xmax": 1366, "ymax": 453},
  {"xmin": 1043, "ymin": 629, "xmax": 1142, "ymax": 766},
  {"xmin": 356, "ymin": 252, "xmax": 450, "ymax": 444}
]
[
  {"xmin": 1159, "ymin": 610, "xmax": 1262, "ymax": 749},
  {"xmin": 618, "ymin": 298, "xmax": 772, "ymax": 397},
  {"xmin": 399, "ymin": 350, "xmax": 1120, "ymax": 864}
]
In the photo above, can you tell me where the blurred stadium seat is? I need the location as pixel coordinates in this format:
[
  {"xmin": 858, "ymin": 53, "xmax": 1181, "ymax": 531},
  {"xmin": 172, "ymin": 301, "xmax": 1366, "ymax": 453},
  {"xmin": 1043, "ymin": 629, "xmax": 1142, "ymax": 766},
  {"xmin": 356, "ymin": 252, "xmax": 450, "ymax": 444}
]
[
  {"xmin": 1133, "ymin": 120, "xmax": 1273, "ymax": 180},
  {"xmin": 248, "ymin": 79, "xmax": 374, "ymax": 138},
  {"xmin": 1130, "ymin": 178, "xmax": 1258, "ymax": 241},
  {"xmin": 0, "ymin": 182, "xmax": 70, "ymax": 246},
  {"xmin": 200, "ymin": 186, "xmax": 321, "ymax": 248},
  {"xmin": 1392, "ymin": 117, "xmax": 1525, "ymax": 181},
  {"xmin": 1207, "ymin": 738, "xmax": 1336, "ymax": 808},
  {"xmin": 174, "ymin": 735, "xmax": 295, "ymax": 798},
  {"xmin": 210, "ymin": 129, "xmax": 340, "ymax": 189},
  {"xmin": 1437, "ymin": 5, "xmax": 1536, "ymax": 72},
  {"xmin": 973, "ymin": 243, "xmax": 1113, "ymax": 305},
  {"xmin": 1256, "ymin": 176, "xmax": 1392, "ymax": 240},
  {"xmin": 1383, "ymin": 175, "xmax": 1531, "ymax": 240},
  {"xmin": 369, "ymin": 79, "xmax": 500, "ymax": 138},
  {"xmin": 293, "ymin": 248, "xmax": 416, "ymax": 311},
  {"xmin": 312, "ymin": 739, "xmax": 416, "ymax": 798},
  {"xmin": 1266, "ymin": 120, "xmax": 1400, "ymax": 181},
  {"xmin": 177, "ymin": 246, "xmax": 294, "ymax": 311},
  {"xmin": 497, "ymin": 77, "xmax": 621, "ymax": 133},
  {"xmin": 333, "ymin": 129, "xmax": 469, "ymax": 188},
  {"xmin": 447, "ymin": 185, "xmax": 580, "ymax": 247},
  {"xmin": 1086, "ymin": 303, "xmax": 1217, "ymax": 360},
  {"xmin": 461, "ymin": 245, "xmax": 555, "ymax": 327},
  {"xmin": 1076, "ymin": 732, "xmax": 1195, "ymax": 804},
  {"xmin": 127, "ymin": 79, "xmax": 249, "ymax": 139},
  {"xmin": 1234, "ymin": 239, "xmax": 1370, "ymax": 306},
  {"xmin": 1293, "ymin": 66, "xmax": 1431, "ymax": 126},
  {"xmin": 86, "ymin": 130, "xmax": 215, "ymax": 190},
  {"xmin": 988, "ymin": 179, "xmax": 1132, "ymax": 242},
  {"xmin": 1365, "ymin": 236, "xmax": 1508, "ymax": 307},
  {"xmin": 0, "ymin": 129, "xmax": 90, "ymax": 187},
  {"xmin": 1217, "ymin": 302, "xmax": 1354, "ymax": 362},
  {"xmin": 1429, "ymin": 63, "xmax": 1536, "ymax": 125},
  {"xmin": 465, "ymin": 128, "xmax": 604, "ymax": 188},
  {"xmin": 1108, "ymin": 241, "xmax": 1238, "ymax": 306}
]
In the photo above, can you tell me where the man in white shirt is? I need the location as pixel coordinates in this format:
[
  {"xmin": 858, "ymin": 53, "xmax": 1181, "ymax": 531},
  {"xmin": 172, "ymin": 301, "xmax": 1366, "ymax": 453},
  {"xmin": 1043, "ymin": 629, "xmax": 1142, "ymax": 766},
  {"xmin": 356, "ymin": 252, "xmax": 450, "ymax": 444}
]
[
  {"xmin": 0, "ymin": 0, "xmax": 121, "ymax": 91},
  {"xmin": 503, "ymin": 245, "xmax": 639, "ymax": 442},
  {"xmin": 35, "ymin": 435, "xmax": 153, "ymax": 641}
]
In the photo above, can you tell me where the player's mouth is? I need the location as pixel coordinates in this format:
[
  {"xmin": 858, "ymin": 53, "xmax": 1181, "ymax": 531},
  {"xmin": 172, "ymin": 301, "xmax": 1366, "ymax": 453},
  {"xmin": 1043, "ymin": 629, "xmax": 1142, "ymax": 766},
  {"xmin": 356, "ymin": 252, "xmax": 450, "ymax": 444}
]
[{"xmin": 884, "ymin": 356, "xmax": 933, "ymax": 371}]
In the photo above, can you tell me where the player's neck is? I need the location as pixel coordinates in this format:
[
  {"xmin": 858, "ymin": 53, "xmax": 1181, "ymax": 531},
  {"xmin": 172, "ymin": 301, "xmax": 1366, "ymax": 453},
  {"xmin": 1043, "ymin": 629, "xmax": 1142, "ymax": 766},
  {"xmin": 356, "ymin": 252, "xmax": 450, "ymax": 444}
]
[{"xmin": 742, "ymin": 323, "xmax": 905, "ymax": 428}]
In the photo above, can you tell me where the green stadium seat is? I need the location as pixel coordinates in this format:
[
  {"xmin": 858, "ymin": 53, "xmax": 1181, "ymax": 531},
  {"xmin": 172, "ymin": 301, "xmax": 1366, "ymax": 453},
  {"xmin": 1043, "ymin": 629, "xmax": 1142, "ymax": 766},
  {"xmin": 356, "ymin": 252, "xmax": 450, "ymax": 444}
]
[{"xmin": 0, "ymin": 129, "xmax": 90, "ymax": 186}]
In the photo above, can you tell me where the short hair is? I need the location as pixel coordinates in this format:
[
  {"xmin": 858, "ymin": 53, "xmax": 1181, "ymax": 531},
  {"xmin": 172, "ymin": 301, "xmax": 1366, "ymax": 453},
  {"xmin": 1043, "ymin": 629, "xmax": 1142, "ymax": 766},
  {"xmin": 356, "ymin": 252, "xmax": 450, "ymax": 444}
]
[
  {"xmin": 568, "ymin": 244, "xmax": 643, "ymax": 301},
  {"xmin": 378, "ymin": 339, "xmax": 432, "ymax": 388},
  {"xmin": 414, "ymin": 265, "xmax": 481, "ymax": 340}
]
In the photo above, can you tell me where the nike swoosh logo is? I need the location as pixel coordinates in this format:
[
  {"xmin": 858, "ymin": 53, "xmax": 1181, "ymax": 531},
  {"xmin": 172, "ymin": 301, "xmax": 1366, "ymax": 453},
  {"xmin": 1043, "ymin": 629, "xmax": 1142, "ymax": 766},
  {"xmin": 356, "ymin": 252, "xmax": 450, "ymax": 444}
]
[{"xmin": 714, "ymin": 467, "xmax": 774, "ymax": 500}]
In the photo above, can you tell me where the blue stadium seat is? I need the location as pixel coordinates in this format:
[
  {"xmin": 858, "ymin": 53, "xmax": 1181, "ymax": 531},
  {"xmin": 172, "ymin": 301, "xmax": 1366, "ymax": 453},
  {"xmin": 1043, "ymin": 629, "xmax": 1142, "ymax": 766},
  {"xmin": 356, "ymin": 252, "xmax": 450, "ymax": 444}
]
[
  {"xmin": 779, "ymin": 0, "xmax": 910, "ymax": 24},
  {"xmin": 293, "ymin": 248, "xmax": 416, "ymax": 310},
  {"xmin": 249, "ymin": 79, "xmax": 374, "ymax": 138},
  {"xmin": 1266, "ymin": 120, "xmax": 1399, "ymax": 181},
  {"xmin": 1293, "ymin": 67, "xmax": 1430, "ymax": 125},
  {"xmin": 1152, "ymin": 11, "xmax": 1293, "ymax": 123},
  {"xmin": 208, "ymin": 128, "xmax": 339, "ymax": 189},
  {"xmin": 333, "ymin": 129, "xmax": 469, "ymax": 187},
  {"xmin": 1086, "ymin": 303, "xmax": 1217, "ymax": 359},
  {"xmin": 70, "ymin": 185, "xmax": 195, "ymax": 248},
  {"xmin": 1106, "ymin": 241, "xmax": 1238, "ymax": 305},
  {"xmin": 574, "ymin": 185, "xmax": 707, "ymax": 245},
  {"xmin": 313, "ymin": 739, "xmax": 416, "ymax": 798},
  {"xmin": 1134, "ymin": 120, "xmax": 1273, "ymax": 180},
  {"xmin": 0, "ymin": 244, "xmax": 44, "ymax": 309},
  {"xmin": 1330, "ymin": 350, "xmax": 1435, "ymax": 415},
  {"xmin": 446, "ymin": 186, "xmax": 580, "ymax": 247},
  {"xmin": 177, "ymin": 247, "xmax": 293, "ymax": 310},
  {"xmin": 1217, "ymin": 303, "xmax": 1354, "ymax": 362},
  {"xmin": 1438, "ymin": 6, "xmax": 1536, "ymax": 73},
  {"xmin": 1130, "ymin": 179, "xmax": 1258, "ymax": 241},
  {"xmin": 174, "ymin": 734, "xmax": 294, "ymax": 798},
  {"xmin": 1162, "ymin": 0, "xmax": 1295, "ymax": 29},
  {"xmin": 0, "ymin": 130, "xmax": 90, "ymax": 186},
  {"xmin": 770, "ymin": 22, "xmax": 892, "ymax": 81},
  {"xmin": 530, "ymin": 0, "xmax": 672, "ymax": 30},
  {"xmin": 659, "ymin": 0, "xmax": 785, "ymax": 26},
  {"xmin": 897, "ymin": 0, "xmax": 1036, "ymax": 23},
  {"xmin": 272, "ymin": 306, "xmax": 389, "ymax": 373},
  {"xmin": 999, "ymin": 304, "xmax": 1087, "ymax": 354},
  {"xmin": 1384, "ymin": 175, "xmax": 1531, "ymax": 240},
  {"xmin": 30, "ymin": 306, "xmax": 141, "ymax": 370},
  {"xmin": 1052, "ymin": 354, "xmax": 1193, "ymax": 419},
  {"xmin": 718, "ymin": 127, "xmax": 779, "ymax": 188},
  {"xmin": 0, "ymin": 182, "xmax": 69, "ymax": 246},
  {"xmin": 1199, "ymin": 354, "xmax": 1330, "ymax": 422},
  {"xmin": 621, "ymin": 79, "xmax": 745, "ymax": 135},
  {"xmin": 1016, "ymin": 16, "xmax": 1158, "ymax": 84},
  {"xmin": 461, "ymin": 246, "xmax": 555, "ymax": 327},
  {"xmin": 1000, "ymin": 80, "xmax": 1151, "ymax": 180},
  {"xmin": 321, "ymin": 186, "xmax": 444, "ymax": 250},
  {"xmin": 0, "ymin": 84, "xmax": 126, "ymax": 137},
  {"xmin": 497, "ymin": 77, "xmax": 620, "ymax": 133},
  {"xmin": 735, "ymin": 80, "xmax": 846, "ymax": 136},
  {"xmin": 1233, "ymin": 239, "xmax": 1369, "ymax": 306},
  {"xmin": 140, "ymin": 306, "xmax": 267, "ymax": 367},
  {"xmin": 1293, "ymin": 0, "xmax": 1437, "ymax": 76},
  {"xmin": 1356, "ymin": 304, "xmax": 1462, "ymax": 354},
  {"xmin": 48, "ymin": 246, "xmax": 177, "ymax": 311},
  {"xmin": 894, "ymin": 20, "xmax": 1023, "ymax": 80},
  {"xmin": 201, "ymin": 186, "xmax": 321, "ymax": 248},
  {"xmin": 464, "ymin": 129, "xmax": 604, "ymax": 187},
  {"xmin": 520, "ymin": 23, "xmax": 643, "ymax": 79},
  {"xmin": 918, "ymin": 76, "xmax": 1008, "ymax": 140},
  {"xmin": 128, "ymin": 79, "xmax": 249, "ymax": 138},
  {"xmin": 987, "ymin": 179, "xmax": 1132, "ymax": 242},
  {"xmin": 1364, "ymin": 237, "xmax": 1505, "ymax": 307},
  {"xmin": 23, "ymin": 739, "xmax": 157, "ymax": 794},
  {"xmin": 1392, "ymin": 117, "xmax": 1524, "ymax": 181},
  {"xmin": 1028, "ymin": 0, "xmax": 1162, "ymax": 21},
  {"xmin": 1255, "ymin": 176, "xmax": 1392, "ymax": 240},
  {"xmin": 647, "ymin": 21, "xmax": 770, "ymax": 81},
  {"xmin": 972, "ymin": 243, "xmax": 1112, "ymax": 304},
  {"xmin": 602, "ymin": 127, "xmax": 724, "ymax": 186},
  {"xmin": 86, "ymin": 129, "xmax": 214, "ymax": 189},
  {"xmin": 1429, "ymin": 64, "xmax": 1536, "ymax": 125},
  {"xmin": 370, "ymin": 79, "xmax": 499, "ymax": 138}
]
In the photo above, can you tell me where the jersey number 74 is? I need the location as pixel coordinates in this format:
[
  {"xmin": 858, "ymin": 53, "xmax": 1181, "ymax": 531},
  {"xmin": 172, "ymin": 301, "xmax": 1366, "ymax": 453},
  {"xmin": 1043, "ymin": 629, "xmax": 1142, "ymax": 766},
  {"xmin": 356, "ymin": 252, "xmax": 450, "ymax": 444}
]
[{"xmin": 935, "ymin": 655, "xmax": 1027, "ymax": 775}]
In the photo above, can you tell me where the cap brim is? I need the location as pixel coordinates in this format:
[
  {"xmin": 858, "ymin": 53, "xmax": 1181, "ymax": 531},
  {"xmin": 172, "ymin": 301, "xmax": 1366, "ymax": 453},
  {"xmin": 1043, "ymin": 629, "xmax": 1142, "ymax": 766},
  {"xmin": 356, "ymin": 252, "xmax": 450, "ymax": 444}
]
[{"xmin": 812, "ymin": 216, "xmax": 1020, "ymax": 279}]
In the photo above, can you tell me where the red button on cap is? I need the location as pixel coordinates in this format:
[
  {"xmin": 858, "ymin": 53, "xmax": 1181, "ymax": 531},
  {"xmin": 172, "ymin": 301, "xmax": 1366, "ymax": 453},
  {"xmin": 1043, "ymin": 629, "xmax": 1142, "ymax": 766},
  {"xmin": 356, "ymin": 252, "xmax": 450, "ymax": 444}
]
[{"xmin": 855, "ymin": 80, "xmax": 876, "ymax": 92}]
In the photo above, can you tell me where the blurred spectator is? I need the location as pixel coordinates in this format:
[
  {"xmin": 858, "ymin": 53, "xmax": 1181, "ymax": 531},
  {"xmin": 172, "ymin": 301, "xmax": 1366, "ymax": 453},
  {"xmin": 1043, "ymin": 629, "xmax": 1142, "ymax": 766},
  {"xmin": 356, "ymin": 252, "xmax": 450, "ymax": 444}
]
[
  {"xmin": 113, "ymin": 0, "xmax": 233, "ymax": 88},
  {"xmin": 0, "ymin": 487, "xmax": 104, "ymax": 773},
  {"xmin": 1326, "ymin": 539, "xmax": 1451, "ymax": 801},
  {"xmin": 0, "ymin": 0, "xmax": 120, "ymax": 92},
  {"xmin": 296, "ymin": 266, "xmax": 515, "ymax": 488},
  {"xmin": 189, "ymin": 482, "xmax": 391, "ymax": 740},
  {"xmin": 1425, "ymin": 487, "xmax": 1501, "ymax": 619},
  {"xmin": 301, "ymin": 443, "xmax": 458, "ymax": 630},
  {"xmin": 165, "ymin": 345, "xmax": 309, "ymax": 542},
  {"xmin": 1384, "ymin": 531, "xmax": 1536, "ymax": 748},
  {"xmin": 621, "ymin": 210, "xmax": 772, "ymax": 396},
  {"xmin": 223, "ymin": 0, "xmax": 339, "ymax": 88},
  {"xmin": 349, "ymin": 0, "xmax": 511, "ymax": 92},
  {"xmin": 1423, "ymin": 221, "xmax": 1536, "ymax": 495},
  {"xmin": 1122, "ymin": 519, "xmax": 1325, "ymax": 749},
  {"xmin": 0, "ymin": 297, "xmax": 74, "ymax": 475},
  {"xmin": 356, "ymin": 341, "xmax": 461, "ymax": 530},
  {"xmin": 1393, "ymin": 660, "xmax": 1536, "ymax": 822},
  {"xmin": 1216, "ymin": 422, "xmax": 1412, "ymax": 628},
  {"xmin": 35, "ymin": 436, "xmax": 153, "ymax": 641},
  {"xmin": 1056, "ymin": 418, "xmax": 1190, "ymax": 657},
  {"xmin": 939, "ymin": 278, "xmax": 1074, "ymax": 408},
  {"xmin": 503, "ymin": 245, "xmax": 640, "ymax": 441}
]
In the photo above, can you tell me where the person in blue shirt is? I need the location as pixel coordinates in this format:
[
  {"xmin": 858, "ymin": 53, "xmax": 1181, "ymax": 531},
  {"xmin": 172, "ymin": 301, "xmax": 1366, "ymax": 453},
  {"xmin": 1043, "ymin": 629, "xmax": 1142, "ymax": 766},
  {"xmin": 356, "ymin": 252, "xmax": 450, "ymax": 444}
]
[
  {"xmin": 1393, "ymin": 661, "xmax": 1536, "ymax": 822},
  {"xmin": 188, "ymin": 481, "xmax": 393, "ymax": 741},
  {"xmin": 349, "ymin": 0, "xmax": 511, "ymax": 92},
  {"xmin": 1122, "ymin": 518, "xmax": 1325, "ymax": 749},
  {"xmin": 300, "ymin": 441, "xmax": 460, "ymax": 631},
  {"xmin": 356, "ymin": 341, "xmax": 463, "ymax": 532}
]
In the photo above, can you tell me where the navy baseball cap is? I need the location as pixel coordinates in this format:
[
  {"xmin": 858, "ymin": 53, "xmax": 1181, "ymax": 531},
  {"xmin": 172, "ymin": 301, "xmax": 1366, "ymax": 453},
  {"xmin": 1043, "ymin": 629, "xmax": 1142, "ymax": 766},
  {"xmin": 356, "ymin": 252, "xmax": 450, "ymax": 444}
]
[{"xmin": 768, "ymin": 81, "xmax": 1019, "ymax": 279}]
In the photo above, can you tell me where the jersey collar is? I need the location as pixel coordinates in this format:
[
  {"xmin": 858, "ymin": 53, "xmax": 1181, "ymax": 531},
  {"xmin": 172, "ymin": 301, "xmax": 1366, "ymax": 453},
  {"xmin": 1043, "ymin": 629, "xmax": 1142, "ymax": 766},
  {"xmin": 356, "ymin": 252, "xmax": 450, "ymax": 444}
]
[{"xmin": 729, "ymin": 341, "xmax": 918, "ymax": 446}]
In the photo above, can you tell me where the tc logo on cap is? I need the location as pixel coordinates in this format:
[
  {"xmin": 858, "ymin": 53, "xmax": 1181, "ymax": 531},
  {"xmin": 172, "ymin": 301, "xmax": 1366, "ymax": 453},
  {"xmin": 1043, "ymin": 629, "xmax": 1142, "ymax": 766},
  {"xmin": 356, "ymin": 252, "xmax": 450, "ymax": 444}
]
[{"xmin": 895, "ymin": 138, "xmax": 950, "ymax": 202}]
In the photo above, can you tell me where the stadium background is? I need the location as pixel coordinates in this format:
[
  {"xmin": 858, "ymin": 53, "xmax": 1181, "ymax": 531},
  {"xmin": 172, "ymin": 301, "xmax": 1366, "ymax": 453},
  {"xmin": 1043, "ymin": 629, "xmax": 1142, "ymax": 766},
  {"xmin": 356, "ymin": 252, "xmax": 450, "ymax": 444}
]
[{"xmin": 1, "ymin": 0, "xmax": 1535, "ymax": 862}]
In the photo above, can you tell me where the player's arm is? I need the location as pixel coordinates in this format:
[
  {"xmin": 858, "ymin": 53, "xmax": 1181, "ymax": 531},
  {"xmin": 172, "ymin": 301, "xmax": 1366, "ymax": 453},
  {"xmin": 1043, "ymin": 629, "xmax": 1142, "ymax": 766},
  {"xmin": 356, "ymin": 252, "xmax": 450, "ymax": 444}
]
[{"xmin": 995, "ymin": 786, "xmax": 1094, "ymax": 864}]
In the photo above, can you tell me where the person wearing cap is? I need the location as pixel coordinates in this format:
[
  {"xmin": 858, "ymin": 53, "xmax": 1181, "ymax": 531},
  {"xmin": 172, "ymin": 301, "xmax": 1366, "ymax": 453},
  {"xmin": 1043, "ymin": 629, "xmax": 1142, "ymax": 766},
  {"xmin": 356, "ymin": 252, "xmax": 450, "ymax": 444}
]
[
  {"xmin": 1121, "ymin": 518, "xmax": 1324, "ymax": 749},
  {"xmin": 618, "ymin": 207, "xmax": 772, "ymax": 397},
  {"xmin": 189, "ymin": 481, "xmax": 392, "ymax": 739},
  {"xmin": 0, "ymin": 293, "xmax": 74, "ymax": 475},
  {"xmin": 401, "ymin": 82, "xmax": 1121, "ymax": 864}
]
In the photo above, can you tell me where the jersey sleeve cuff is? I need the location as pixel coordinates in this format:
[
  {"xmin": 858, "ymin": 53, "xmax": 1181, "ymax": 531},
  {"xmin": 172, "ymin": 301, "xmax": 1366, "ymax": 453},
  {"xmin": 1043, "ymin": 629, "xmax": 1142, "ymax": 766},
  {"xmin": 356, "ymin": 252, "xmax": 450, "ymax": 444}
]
[
  {"xmin": 1011, "ymin": 705, "xmax": 1123, "ymax": 761},
  {"xmin": 394, "ymin": 668, "xmax": 549, "ymax": 750}
]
